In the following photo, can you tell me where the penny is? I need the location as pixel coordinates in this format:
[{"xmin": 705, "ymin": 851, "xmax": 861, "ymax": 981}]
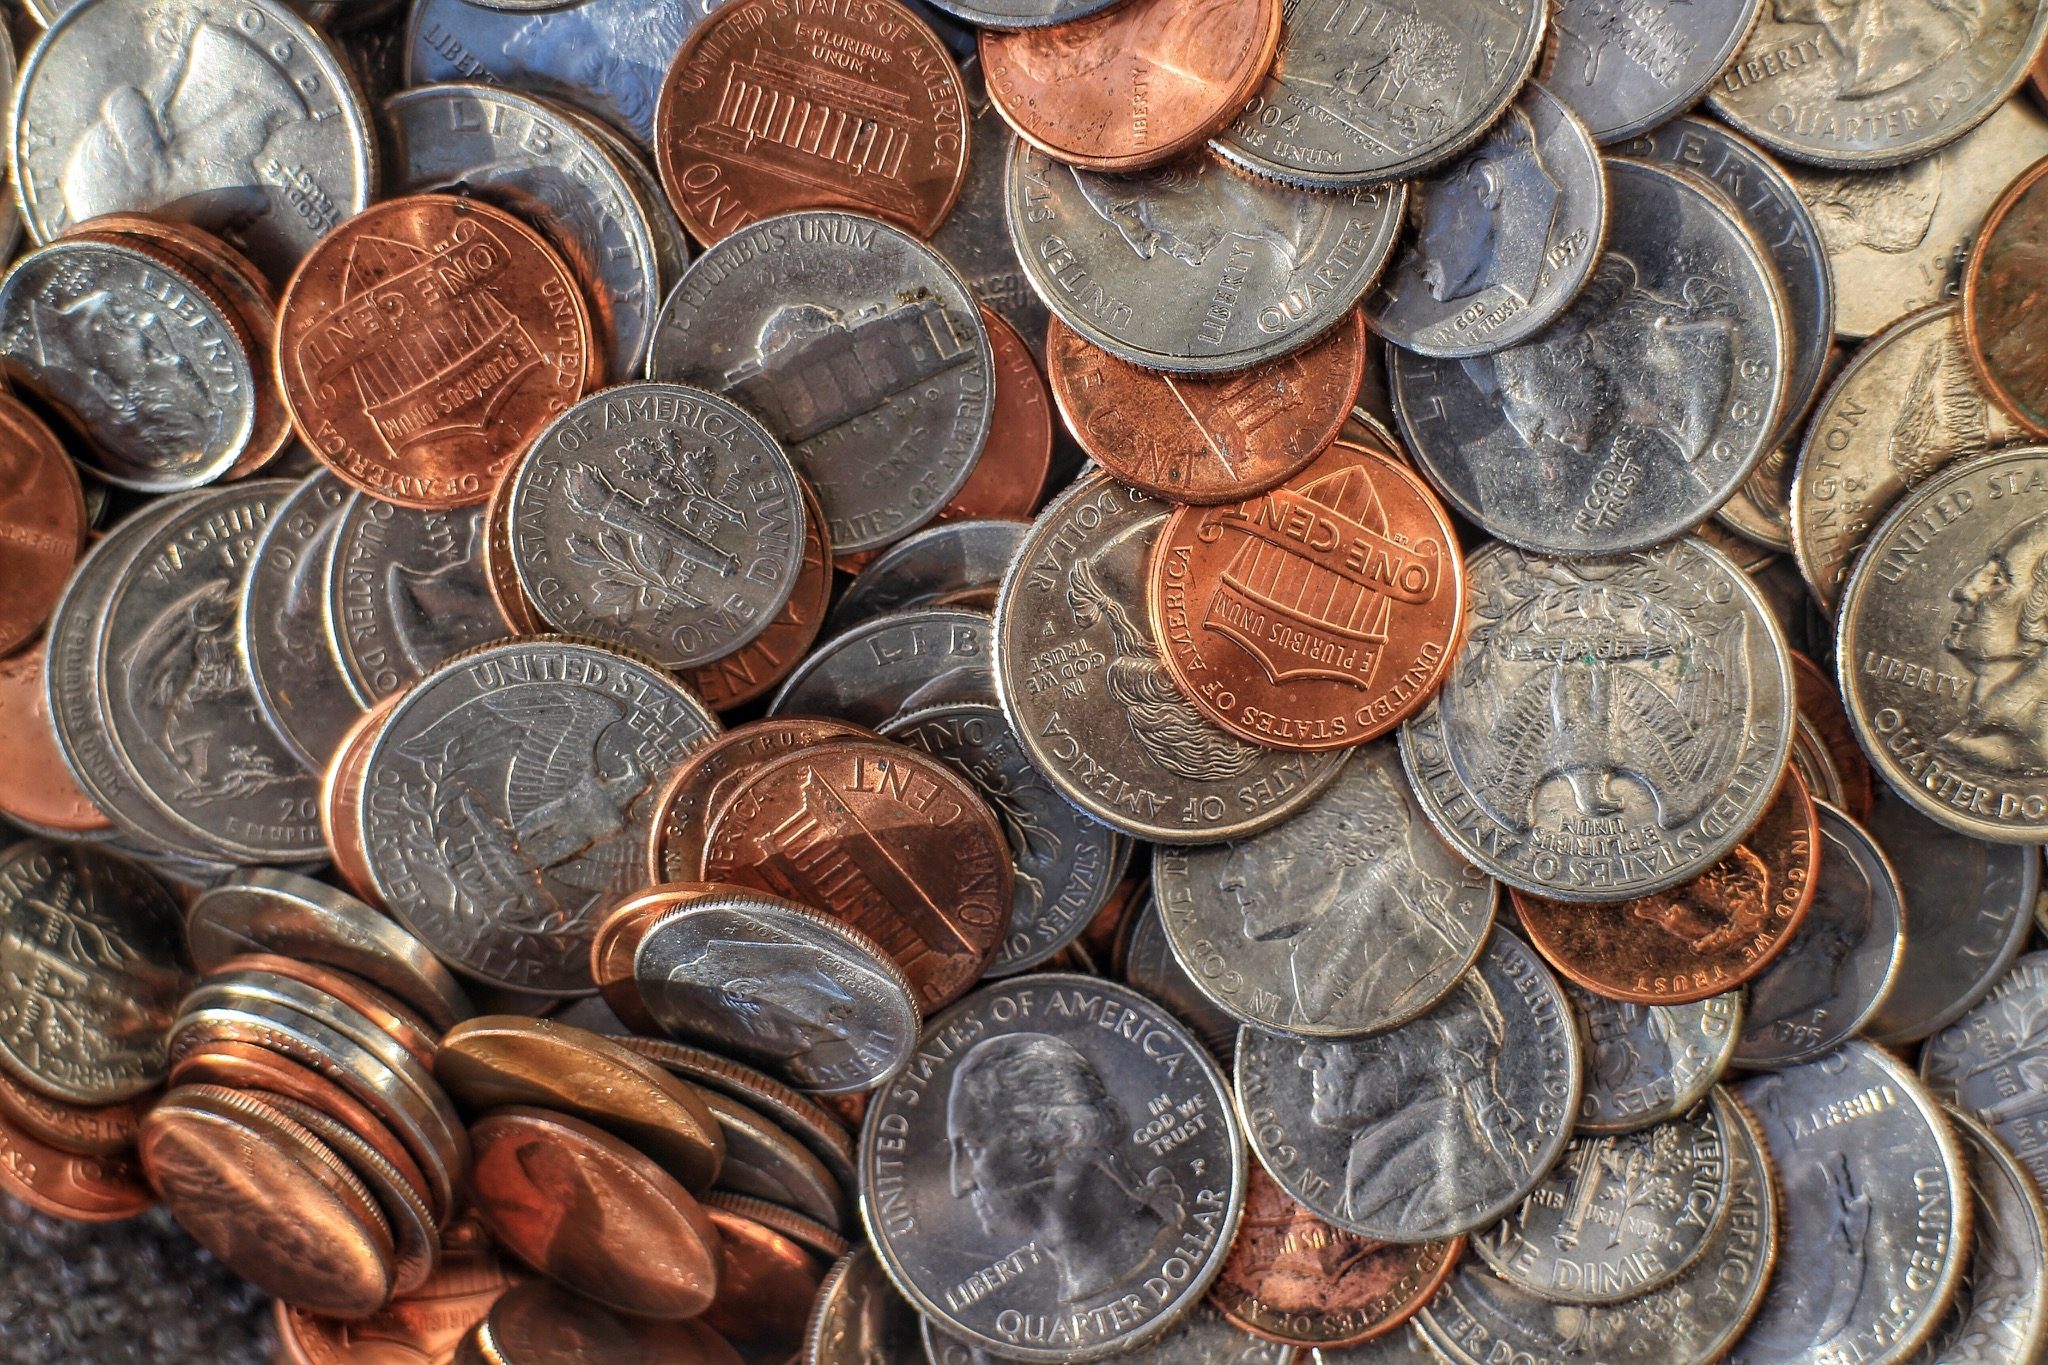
[
  {"xmin": 1389, "ymin": 158, "xmax": 1789, "ymax": 556},
  {"xmin": 0, "ymin": 1103, "xmax": 152, "ymax": 1222},
  {"xmin": 482, "ymin": 1280, "xmax": 745, "ymax": 1365},
  {"xmin": 0, "ymin": 394, "xmax": 83, "ymax": 656},
  {"xmin": 682, "ymin": 479, "xmax": 835, "ymax": 712},
  {"xmin": 0, "ymin": 639, "xmax": 108, "ymax": 835},
  {"xmin": 1541, "ymin": 0, "xmax": 1763, "ymax": 143},
  {"xmin": 860, "ymin": 973, "xmax": 1246, "ymax": 1362},
  {"xmin": 1149, "ymin": 440, "xmax": 1464, "ymax": 751},
  {"xmin": 1922, "ymin": 950, "xmax": 2048, "ymax": 1189},
  {"xmin": 322, "ymin": 694, "xmax": 401, "ymax": 909},
  {"xmin": 702, "ymin": 740, "xmax": 1009, "ymax": 1011},
  {"xmin": 705, "ymin": 1188, "xmax": 849, "ymax": 1261},
  {"xmin": 1963, "ymin": 156, "xmax": 2048, "ymax": 436},
  {"xmin": 1512, "ymin": 766, "xmax": 1819, "ymax": 1006},
  {"xmin": 0, "ymin": 1064, "xmax": 149, "ymax": 1157},
  {"xmin": 1006, "ymin": 142, "xmax": 1404, "ymax": 374},
  {"xmin": 922, "ymin": 308, "xmax": 1053, "ymax": 528},
  {"xmin": 1837, "ymin": 445, "xmax": 2048, "ymax": 842},
  {"xmin": 1904, "ymin": 1109, "xmax": 2048, "ymax": 1365},
  {"xmin": 918, "ymin": 0, "xmax": 1124, "ymax": 28},
  {"xmin": 648, "ymin": 210, "xmax": 993, "ymax": 553},
  {"xmin": 647, "ymin": 719, "xmax": 875, "ymax": 885},
  {"xmin": 1211, "ymin": 0, "xmax": 1547, "ymax": 187},
  {"xmin": 1569, "ymin": 984, "xmax": 1743, "ymax": 1136},
  {"xmin": 994, "ymin": 473, "xmax": 1349, "ymax": 842},
  {"xmin": 807, "ymin": 1247, "xmax": 924, "ymax": 1365},
  {"xmin": 435, "ymin": 1015, "xmax": 725, "ymax": 1193},
  {"xmin": 1368, "ymin": 83, "xmax": 1607, "ymax": 359},
  {"xmin": 1119, "ymin": 897, "xmax": 1241, "ymax": 1068},
  {"xmin": 465, "ymin": 1105, "xmax": 722, "ymax": 1320},
  {"xmin": 589, "ymin": 884, "xmax": 695, "ymax": 1034},
  {"xmin": 1791, "ymin": 651, "xmax": 1875, "ymax": 820},
  {"xmin": 1046, "ymin": 311, "xmax": 1367, "ymax": 505},
  {"xmin": 773, "ymin": 605, "xmax": 995, "ymax": 727},
  {"xmin": 701, "ymin": 1200, "xmax": 828, "ymax": 1357},
  {"xmin": 237, "ymin": 472, "xmax": 364, "ymax": 773},
  {"xmin": 1237, "ymin": 929, "xmax": 1579, "ymax": 1244},
  {"xmin": 275, "ymin": 194, "xmax": 599, "ymax": 510},
  {"xmin": 506, "ymin": 382, "xmax": 806, "ymax": 669},
  {"xmin": 1708, "ymin": 0, "xmax": 2048, "ymax": 168},
  {"xmin": 1402, "ymin": 536, "xmax": 1796, "ymax": 902},
  {"xmin": 933, "ymin": 57, "xmax": 1052, "ymax": 363},
  {"xmin": 701, "ymin": 1091, "xmax": 846, "ymax": 1230},
  {"xmin": 1731, "ymin": 1043, "xmax": 1969, "ymax": 1365},
  {"xmin": 829, "ymin": 521, "xmax": 1029, "ymax": 636},
  {"xmin": 277, "ymin": 1215, "xmax": 517, "ymax": 1365},
  {"xmin": 1154, "ymin": 739, "xmax": 1494, "ymax": 1038},
  {"xmin": 1210, "ymin": 1165, "xmax": 1461, "ymax": 1348}
]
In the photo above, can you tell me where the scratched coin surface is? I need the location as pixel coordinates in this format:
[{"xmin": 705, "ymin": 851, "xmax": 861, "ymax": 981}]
[
  {"xmin": 934, "ymin": 57, "xmax": 1052, "ymax": 363},
  {"xmin": 773, "ymin": 607, "xmax": 995, "ymax": 727},
  {"xmin": 1923, "ymin": 950, "xmax": 2048, "ymax": 1190},
  {"xmin": 1903, "ymin": 1109, "xmax": 2048, "ymax": 1365},
  {"xmin": 858, "ymin": 974, "xmax": 1246, "ymax": 1362},
  {"xmin": 1539, "ymin": 0, "xmax": 1764, "ymax": 143},
  {"xmin": 1568, "ymin": 984, "xmax": 1744, "ymax": 1134}
]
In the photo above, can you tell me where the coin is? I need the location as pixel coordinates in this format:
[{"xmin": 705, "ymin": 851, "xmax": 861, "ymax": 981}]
[
  {"xmin": 1389, "ymin": 158, "xmax": 1789, "ymax": 556},
  {"xmin": 0, "ymin": 1103, "xmax": 152, "ymax": 1223},
  {"xmin": 1963, "ymin": 155, "xmax": 2048, "ymax": 436},
  {"xmin": 778, "ymin": 604, "xmax": 995, "ymax": 723},
  {"xmin": 648, "ymin": 210, "xmax": 994, "ymax": 554},
  {"xmin": 928, "ymin": 1302, "xmax": 1299, "ymax": 1363},
  {"xmin": 1118, "ymin": 897, "xmax": 1241, "ymax": 1068},
  {"xmin": 683, "ymin": 480, "xmax": 835, "ymax": 712},
  {"xmin": 1922, "ymin": 950, "xmax": 2048, "ymax": 1189},
  {"xmin": 994, "ymin": 473, "xmax": 1349, "ymax": 843},
  {"xmin": 701, "ymin": 1090, "xmax": 846, "ymax": 1230},
  {"xmin": 829, "ymin": 521, "xmax": 1030, "ymax": 636},
  {"xmin": 209, "ymin": 956, "xmax": 440, "ymax": 1073},
  {"xmin": 0, "ymin": 638, "xmax": 108, "ymax": 836},
  {"xmin": 1367, "ymin": 83, "xmax": 1607, "ymax": 359},
  {"xmin": 277, "ymin": 1215, "xmax": 517, "ymax": 1365},
  {"xmin": 322, "ymin": 695, "xmax": 401, "ymax": 909},
  {"xmin": 1569, "ymin": 984, "xmax": 1743, "ymax": 1136},
  {"xmin": 1211, "ymin": 0, "xmax": 1547, "ymax": 187},
  {"xmin": 701, "ymin": 1198, "xmax": 829, "ymax": 1356},
  {"xmin": 920, "ymin": 308, "xmax": 1053, "ymax": 533},
  {"xmin": 1791, "ymin": 650, "xmax": 1876, "ymax": 819},
  {"xmin": 237, "ymin": 472, "xmax": 364, "ymax": 773},
  {"xmin": 0, "ymin": 397, "xmax": 83, "ymax": 658},
  {"xmin": 1313, "ymin": 1327, "xmax": 1439, "ymax": 1363},
  {"xmin": 1236, "ymin": 929, "xmax": 1580, "ymax": 1242},
  {"xmin": 1149, "ymin": 440, "xmax": 1465, "ymax": 751},
  {"xmin": 1731, "ymin": 1042, "xmax": 1969, "ymax": 1364},
  {"xmin": 807, "ymin": 1247, "xmax": 924, "ymax": 1365},
  {"xmin": 647, "ymin": 719, "xmax": 875, "ymax": 884},
  {"xmin": 1541, "ymin": 0, "xmax": 1764, "ymax": 143},
  {"xmin": 1904, "ymin": 1109, "xmax": 2048, "ymax": 1365},
  {"xmin": 326, "ymin": 496, "xmax": 510, "ymax": 705},
  {"xmin": 1006, "ymin": 142, "xmax": 1404, "ymax": 374},
  {"xmin": 917, "ymin": 0, "xmax": 1124, "ymax": 28},
  {"xmin": 934, "ymin": 57, "xmax": 1053, "ymax": 364},
  {"xmin": 0, "ymin": 1064, "xmax": 149, "ymax": 1158},
  {"xmin": 861, "ymin": 973, "xmax": 1245, "ymax": 1362}
]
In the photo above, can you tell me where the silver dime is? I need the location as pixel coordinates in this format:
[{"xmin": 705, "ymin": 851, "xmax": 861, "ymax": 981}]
[
  {"xmin": 0, "ymin": 239, "xmax": 256, "ymax": 492},
  {"xmin": 12, "ymin": 0, "xmax": 375, "ymax": 280},
  {"xmin": 1539, "ymin": 0, "xmax": 1764, "ymax": 144},
  {"xmin": 1366, "ymin": 83, "xmax": 1606, "ymax": 360},
  {"xmin": 1152, "ymin": 739, "xmax": 1494, "ymax": 1039},
  {"xmin": 994, "ymin": 472, "xmax": 1348, "ymax": 843},
  {"xmin": 809, "ymin": 1247, "xmax": 924, "ymax": 1365},
  {"xmin": 1864, "ymin": 783, "xmax": 2039, "ymax": 1045},
  {"xmin": 1730, "ymin": 1041, "xmax": 1970, "ymax": 1365},
  {"xmin": 829, "ymin": 519, "xmax": 1029, "ymax": 636},
  {"xmin": 923, "ymin": 1302, "xmax": 1298, "ymax": 1363},
  {"xmin": 1837, "ymin": 446, "xmax": 2048, "ymax": 842},
  {"xmin": 1399, "ymin": 537, "xmax": 1795, "ymax": 901},
  {"xmin": 1120, "ymin": 898, "xmax": 1241, "ymax": 1070},
  {"xmin": 238, "ymin": 471, "xmax": 363, "ymax": 773},
  {"xmin": 912, "ymin": 0, "xmax": 1120, "ymax": 30},
  {"xmin": 934, "ymin": 56, "xmax": 1051, "ymax": 362},
  {"xmin": 635, "ymin": 889, "xmax": 919, "ymax": 1095},
  {"xmin": 882, "ymin": 701, "xmax": 1128, "ymax": 976},
  {"xmin": 1005, "ymin": 142, "xmax": 1404, "ymax": 374},
  {"xmin": 772, "ymin": 607, "xmax": 995, "ymax": 727},
  {"xmin": 648, "ymin": 210, "xmax": 994, "ymax": 553},
  {"xmin": 1568, "ymin": 983, "xmax": 1743, "ymax": 1134},
  {"xmin": 1389, "ymin": 158, "xmax": 1789, "ymax": 556},
  {"xmin": 1234, "ymin": 929, "xmax": 1581, "ymax": 1242},
  {"xmin": 1707, "ymin": 0, "xmax": 2048, "ymax": 168},
  {"xmin": 358, "ymin": 637, "xmax": 719, "ymax": 995},
  {"xmin": 1210, "ymin": 0, "xmax": 1546, "ymax": 187},
  {"xmin": 507, "ymin": 382, "xmax": 806, "ymax": 669},
  {"xmin": 1903, "ymin": 1109, "xmax": 2048, "ymax": 1365},
  {"xmin": 702, "ymin": 1087, "xmax": 847, "ymax": 1228},
  {"xmin": 861, "ymin": 973, "xmax": 1246, "ymax": 1362},
  {"xmin": 1922, "ymin": 949, "xmax": 2048, "ymax": 1191}
]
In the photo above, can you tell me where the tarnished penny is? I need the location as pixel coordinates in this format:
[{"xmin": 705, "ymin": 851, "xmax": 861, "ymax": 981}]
[
  {"xmin": 1513, "ymin": 766, "xmax": 1820, "ymax": 1005},
  {"xmin": 701, "ymin": 1201, "xmax": 828, "ymax": 1358},
  {"xmin": 647, "ymin": 718, "xmax": 876, "ymax": 886},
  {"xmin": 0, "ymin": 392, "xmax": 84, "ymax": 655},
  {"xmin": 0, "ymin": 637, "xmax": 109, "ymax": 833},
  {"xmin": 1149, "ymin": 439, "xmax": 1464, "ymax": 751},
  {"xmin": 1047, "ymin": 311, "xmax": 1368, "ymax": 505},
  {"xmin": 920, "ymin": 307, "xmax": 1054, "ymax": 528},
  {"xmin": 653, "ymin": 0, "xmax": 969, "ymax": 243},
  {"xmin": 275, "ymin": 194, "xmax": 600, "ymax": 509},
  {"xmin": 979, "ymin": 0, "xmax": 1281, "ymax": 172},
  {"xmin": 1964, "ymin": 157, "xmax": 2048, "ymax": 437},
  {"xmin": 320, "ymin": 694, "xmax": 401, "ymax": 910},
  {"xmin": 278, "ymin": 1216, "xmax": 518, "ymax": 1365},
  {"xmin": 0, "ymin": 1104, "xmax": 152, "ymax": 1222}
]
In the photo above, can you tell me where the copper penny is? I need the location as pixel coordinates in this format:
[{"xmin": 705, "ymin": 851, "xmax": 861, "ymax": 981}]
[
  {"xmin": 1790, "ymin": 649, "xmax": 1873, "ymax": 822},
  {"xmin": 1047, "ymin": 311, "xmax": 1367, "ymax": 504},
  {"xmin": 323, "ymin": 694, "xmax": 401, "ymax": 908},
  {"xmin": 482, "ymin": 459, "xmax": 546, "ymax": 634},
  {"xmin": 701, "ymin": 1189, "xmax": 849, "ymax": 1261},
  {"xmin": 140, "ymin": 1086, "xmax": 397, "ymax": 1317},
  {"xmin": 0, "ymin": 392, "xmax": 85, "ymax": 656},
  {"xmin": 0, "ymin": 1104, "xmax": 151, "ymax": 1221},
  {"xmin": 1963, "ymin": 157, "xmax": 2048, "ymax": 436},
  {"xmin": 700, "ymin": 739, "xmax": 1011, "ymax": 1010},
  {"xmin": 275, "ymin": 194, "xmax": 601, "ymax": 509},
  {"xmin": 980, "ymin": 0, "xmax": 1281, "ymax": 171},
  {"xmin": 1513, "ymin": 766, "xmax": 1821, "ymax": 1005},
  {"xmin": 1208, "ymin": 1166, "xmax": 1462, "ymax": 1348},
  {"xmin": 700, "ymin": 1201, "xmax": 826, "ymax": 1358},
  {"xmin": 465, "ymin": 1105, "xmax": 722, "ymax": 1320},
  {"xmin": 654, "ymin": 0, "xmax": 969, "ymax": 244},
  {"xmin": 1148, "ymin": 439, "xmax": 1465, "ymax": 751},
  {"xmin": 683, "ymin": 480, "xmax": 833, "ymax": 711},
  {"xmin": 0, "ymin": 1064, "xmax": 148, "ymax": 1157},
  {"xmin": 1082, "ymin": 866, "xmax": 1149, "ymax": 971},
  {"xmin": 209, "ymin": 954, "xmax": 441, "ymax": 1071},
  {"xmin": 0, "ymin": 636, "xmax": 109, "ymax": 833},
  {"xmin": 278, "ymin": 1215, "xmax": 518, "ymax": 1365}
]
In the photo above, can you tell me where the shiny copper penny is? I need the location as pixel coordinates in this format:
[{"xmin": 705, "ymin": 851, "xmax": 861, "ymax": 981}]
[
  {"xmin": 0, "ymin": 392, "xmax": 85, "ymax": 656},
  {"xmin": 1964, "ymin": 157, "xmax": 2048, "ymax": 436},
  {"xmin": 647, "ymin": 718, "xmax": 878, "ymax": 885},
  {"xmin": 1514, "ymin": 766, "xmax": 1821, "ymax": 1005},
  {"xmin": 701, "ymin": 740, "xmax": 1011, "ymax": 1010},
  {"xmin": 323, "ymin": 694, "xmax": 401, "ymax": 907},
  {"xmin": 1208, "ymin": 1166, "xmax": 1462, "ymax": 1348},
  {"xmin": 654, "ymin": 0, "xmax": 970, "ymax": 244},
  {"xmin": 700, "ymin": 1201, "xmax": 827, "ymax": 1359},
  {"xmin": 1790, "ymin": 649, "xmax": 1873, "ymax": 822},
  {"xmin": 1047, "ymin": 312, "xmax": 1367, "ymax": 504},
  {"xmin": 0, "ymin": 1065, "xmax": 148, "ymax": 1157},
  {"xmin": 0, "ymin": 1104, "xmax": 152, "ymax": 1221},
  {"xmin": 683, "ymin": 481, "xmax": 833, "ymax": 711},
  {"xmin": 1149, "ymin": 439, "xmax": 1464, "ymax": 751},
  {"xmin": 0, "ymin": 636, "xmax": 109, "ymax": 832},
  {"xmin": 275, "ymin": 194, "xmax": 600, "ymax": 509},
  {"xmin": 981, "ymin": 0, "xmax": 1281, "ymax": 171},
  {"xmin": 278, "ymin": 1215, "xmax": 518, "ymax": 1365},
  {"xmin": 466, "ymin": 1106, "xmax": 722, "ymax": 1320}
]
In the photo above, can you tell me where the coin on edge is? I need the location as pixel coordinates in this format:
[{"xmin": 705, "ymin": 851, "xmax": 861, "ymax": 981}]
[{"xmin": 1568, "ymin": 982, "xmax": 1744, "ymax": 1136}]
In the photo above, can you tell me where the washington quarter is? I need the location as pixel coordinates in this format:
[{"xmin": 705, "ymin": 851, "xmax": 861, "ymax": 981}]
[
  {"xmin": 1923, "ymin": 950, "xmax": 2048, "ymax": 1190},
  {"xmin": 1540, "ymin": 0, "xmax": 1765, "ymax": 144},
  {"xmin": 1568, "ymin": 984, "xmax": 1743, "ymax": 1134},
  {"xmin": 771, "ymin": 607, "xmax": 994, "ymax": 727},
  {"xmin": 1902, "ymin": 1109, "xmax": 2048, "ymax": 1365},
  {"xmin": 923, "ymin": 1302, "xmax": 1297, "ymax": 1364},
  {"xmin": 238, "ymin": 471, "xmax": 363, "ymax": 773}
]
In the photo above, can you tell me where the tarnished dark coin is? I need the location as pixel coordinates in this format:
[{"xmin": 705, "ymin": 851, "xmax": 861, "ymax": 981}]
[
  {"xmin": 807, "ymin": 1247, "xmax": 923, "ymax": 1365},
  {"xmin": 1119, "ymin": 897, "xmax": 1242, "ymax": 1070},
  {"xmin": 1904, "ymin": 1109, "xmax": 2048, "ymax": 1365},
  {"xmin": 1923, "ymin": 950, "xmax": 2048, "ymax": 1190},
  {"xmin": 829, "ymin": 520, "xmax": 1029, "ymax": 636},
  {"xmin": 772, "ymin": 607, "xmax": 995, "ymax": 727},
  {"xmin": 1235, "ymin": 929, "xmax": 1580, "ymax": 1243},
  {"xmin": 1539, "ymin": 0, "xmax": 1763, "ymax": 144},
  {"xmin": 1568, "ymin": 983, "xmax": 1743, "ymax": 1135},
  {"xmin": 238, "ymin": 472, "xmax": 363, "ymax": 773}
]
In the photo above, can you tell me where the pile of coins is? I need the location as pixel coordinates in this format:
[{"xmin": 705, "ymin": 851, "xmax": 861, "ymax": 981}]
[{"xmin": 3, "ymin": 0, "xmax": 2048, "ymax": 1360}]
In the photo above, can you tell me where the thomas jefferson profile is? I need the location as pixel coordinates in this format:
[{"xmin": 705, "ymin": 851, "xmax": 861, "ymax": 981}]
[
  {"xmin": 1072, "ymin": 158, "xmax": 1332, "ymax": 274},
  {"xmin": 946, "ymin": 1033, "xmax": 1186, "ymax": 1301},
  {"xmin": 1778, "ymin": 0, "xmax": 1981, "ymax": 98},
  {"xmin": 1412, "ymin": 106, "xmax": 1559, "ymax": 308},
  {"xmin": 1940, "ymin": 512, "xmax": 2048, "ymax": 774}
]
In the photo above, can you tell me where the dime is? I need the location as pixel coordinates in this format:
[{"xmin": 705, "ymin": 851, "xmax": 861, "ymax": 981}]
[
  {"xmin": 1210, "ymin": 0, "xmax": 1547, "ymax": 187},
  {"xmin": 1922, "ymin": 950, "xmax": 2048, "ymax": 1189},
  {"xmin": 1235, "ymin": 929, "xmax": 1580, "ymax": 1243},
  {"xmin": 0, "ymin": 396, "xmax": 83, "ymax": 658},
  {"xmin": 1708, "ymin": 0, "xmax": 2048, "ymax": 167},
  {"xmin": 925, "ymin": 308, "xmax": 1054, "ymax": 534},
  {"xmin": 654, "ymin": 0, "xmax": 968, "ymax": 242},
  {"xmin": 1119, "ymin": 898, "xmax": 1242, "ymax": 1068},
  {"xmin": 1792, "ymin": 712, "xmax": 1849, "ymax": 807},
  {"xmin": 1963, "ymin": 156, "xmax": 2048, "ymax": 436},
  {"xmin": 357, "ymin": 637, "xmax": 719, "ymax": 995},
  {"xmin": 646, "ymin": 718, "xmax": 874, "ymax": 884},
  {"xmin": 1401, "ymin": 537, "xmax": 1796, "ymax": 902},
  {"xmin": 1006, "ymin": 142, "xmax": 1404, "ymax": 374},
  {"xmin": 1903, "ymin": 1109, "xmax": 2048, "ymax": 1365},
  {"xmin": 277, "ymin": 1215, "xmax": 517, "ymax": 1365},
  {"xmin": 326, "ymin": 496, "xmax": 509, "ymax": 705},
  {"xmin": 1730, "ymin": 1042, "xmax": 1969, "ymax": 1365},
  {"xmin": 1367, "ymin": 83, "xmax": 1607, "ymax": 359},
  {"xmin": 830, "ymin": 521, "xmax": 1030, "ymax": 637},
  {"xmin": 994, "ymin": 473, "xmax": 1349, "ymax": 843},
  {"xmin": 1153, "ymin": 740, "xmax": 1494, "ymax": 1038},
  {"xmin": 772, "ymin": 607, "xmax": 995, "ymax": 727},
  {"xmin": 0, "ymin": 1104, "xmax": 152, "ymax": 1222},
  {"xmin": 1389, "ymin": 159, "xmax": 1788, "ymax": 556},
  {"xmin": 684, "ymin": 480, "xmax": 835, "ymax": 711},
  {"xmin": 647, "ymin": 210, "xmax": 993, "ymax": 553},
  {"xmin": 807, "ymin": 1247, "xmax": 924, "ymax": 1365},
  {"xmin": 701, "ymin": 1090, "xmax": 846, "ymax": 1229},
  {"xmin": 860, "ymin": 974, "xmax": 1246, "ymax": 1362},
  {"xmin": 1540, "ymin": 0, "xmax": 1763, "ymax": 143},
  {"xmin": 1149, "ymin": 440, "xmax": 1465, "ymax": 751},
  {"xmin": 275, "ymin": 194, "xmax": 599, "ymax": 510},
  {"xmin": 1568, "ymin": 984, "xmax": 1744, "ymax": 1135},
  {"xmin": 0, "ymin": 638, "xmax": 108, "ymax": 835},
  {"xmin": 238, "ymin": 472, "xmax": 363, "ymax": 773},
  {"xmin": 933, "ymin": 57, "xmax": 1052, "ymax": 362},
  {"xmin": 1837, "ymin": 446, "xmax": 2048, "ymax": 841}
]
